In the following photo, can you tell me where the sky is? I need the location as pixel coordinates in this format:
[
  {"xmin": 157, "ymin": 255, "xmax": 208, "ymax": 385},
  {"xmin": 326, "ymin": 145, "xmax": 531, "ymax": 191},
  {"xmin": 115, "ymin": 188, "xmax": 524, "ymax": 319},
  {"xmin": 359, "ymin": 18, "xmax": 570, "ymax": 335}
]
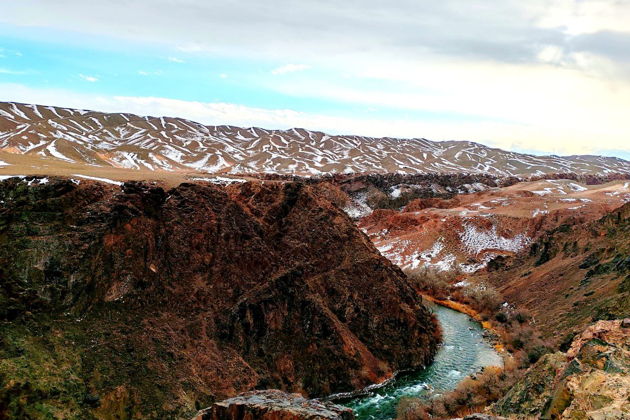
[{"xmin": 1, "ymin": 0, "xmax": 629, "ymax": 159}]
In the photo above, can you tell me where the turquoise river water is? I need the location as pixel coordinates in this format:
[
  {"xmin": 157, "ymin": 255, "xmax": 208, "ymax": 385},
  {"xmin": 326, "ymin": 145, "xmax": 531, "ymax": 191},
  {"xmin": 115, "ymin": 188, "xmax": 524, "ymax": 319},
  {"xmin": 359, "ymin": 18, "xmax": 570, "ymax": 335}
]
[{"xmin": 336, "ymin": 303, "xmax": 503, "ymax": 420}]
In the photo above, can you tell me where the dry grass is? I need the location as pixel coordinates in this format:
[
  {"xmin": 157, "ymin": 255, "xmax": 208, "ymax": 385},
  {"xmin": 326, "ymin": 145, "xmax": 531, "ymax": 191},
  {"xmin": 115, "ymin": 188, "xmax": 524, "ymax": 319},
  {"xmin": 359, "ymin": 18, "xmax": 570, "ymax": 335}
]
[{"xmin": 0, "ymin": 153, "xmax": 258, "ymax": 188}]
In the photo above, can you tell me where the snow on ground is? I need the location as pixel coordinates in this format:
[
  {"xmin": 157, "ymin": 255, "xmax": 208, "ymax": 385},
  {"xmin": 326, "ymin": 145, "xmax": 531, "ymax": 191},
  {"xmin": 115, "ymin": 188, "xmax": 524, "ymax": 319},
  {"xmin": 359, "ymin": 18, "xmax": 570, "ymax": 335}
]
[
  {"xmin": 377, "ymin": 243, "xmax": 395, "ymax": 254},
  {"xmin": 343, "ymin": 192, "xmax": 372, "ymax": 219},
  {"xmin": 376, "ymin": 238, "xmax": 458, "ymax": 272},
  {"xmin": 374, "ymin": 238, "xmax": 412, "ymax": 267},
  {"xmin": 424, "ymin": 253, "xmax": 456, "ymax": 271},
  {"xmin": 532, "ymin": 208, "xmax": 549, "ymax": 217},
  {"xmin": 532, "ymin": 188, "xmax": 554, "ymax": 196},
  {"xmin": 2, "ymin": 101, "xmax": 630, "ymax": 177},
  {"xmin": 71, "ymin": 174, "xmax": 123, "ymax": 185},
  {"xmin": 459, "ymin": 261, "xmax": 487, "ymax": 273},
  {"xmin": 46, "ymin": 141, "xmax": 75, "ymax": 163},
  {"xmin": 419, "ymin": 240, "xmax": 444, "ymax": 262},
  {"xmin": 390, "ymin": 186, "xmax": 402, "ymax": 198},
  {"xmin": 568, "ymin": 182, "xmax": 587, "ymax": 192},
  {"xmin": 460, "ymin": 223, "xmax": 530, "ymax": 255},
  {"xmin": 191, "ymin": 176, "xmax": 247, "ymax": 185},
  {"xmin": 26, "ymin": 177, "xmax": 48, "ymax": 186}
]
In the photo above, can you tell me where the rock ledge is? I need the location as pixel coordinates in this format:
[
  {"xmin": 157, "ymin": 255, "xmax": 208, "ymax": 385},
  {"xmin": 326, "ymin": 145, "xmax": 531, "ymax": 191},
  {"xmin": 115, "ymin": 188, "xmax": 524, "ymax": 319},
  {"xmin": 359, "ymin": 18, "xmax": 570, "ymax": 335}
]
[{"xmin": 194, "ymin": 390, "xmax": 354, "ymax": 420}]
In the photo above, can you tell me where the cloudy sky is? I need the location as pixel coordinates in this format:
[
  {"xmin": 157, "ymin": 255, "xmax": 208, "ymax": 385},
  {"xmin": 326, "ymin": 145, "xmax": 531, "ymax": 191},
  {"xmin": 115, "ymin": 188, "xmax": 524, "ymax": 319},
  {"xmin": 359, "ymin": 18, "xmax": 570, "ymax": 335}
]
[{"xmin": 1, "ymin": 0, "xmax": 629, "ymax": 158}]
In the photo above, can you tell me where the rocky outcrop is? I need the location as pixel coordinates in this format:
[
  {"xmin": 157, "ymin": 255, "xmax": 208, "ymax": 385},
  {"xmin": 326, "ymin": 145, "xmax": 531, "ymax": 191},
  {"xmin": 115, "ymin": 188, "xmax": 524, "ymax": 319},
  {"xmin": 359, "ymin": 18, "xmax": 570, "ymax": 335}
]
[
  {"xmin": 194, "ymin": 390, "xmax": 353, "ymax": 420},
  {"xmin": 493, "ymin": 319, "xmax": 630, "ymax": 419},
  {"xmin": 0, "ymin": 177, "xmax": 439, "ymax": 419}
]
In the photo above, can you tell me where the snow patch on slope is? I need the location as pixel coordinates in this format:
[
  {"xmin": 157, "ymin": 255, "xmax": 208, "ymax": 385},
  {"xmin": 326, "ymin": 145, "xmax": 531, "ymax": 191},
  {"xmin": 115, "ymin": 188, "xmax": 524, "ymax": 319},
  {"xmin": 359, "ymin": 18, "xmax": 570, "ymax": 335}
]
[
  {"xmin": 460, "ymin": 223, "xmax": 530, "ymax": 255},
  {"xmin": 71, "ymin": 174, "xmax": 123, "ymax": 185},
  {"xmin": 343, "ymin": 192, "xmax": 372, "ymax": 219}
]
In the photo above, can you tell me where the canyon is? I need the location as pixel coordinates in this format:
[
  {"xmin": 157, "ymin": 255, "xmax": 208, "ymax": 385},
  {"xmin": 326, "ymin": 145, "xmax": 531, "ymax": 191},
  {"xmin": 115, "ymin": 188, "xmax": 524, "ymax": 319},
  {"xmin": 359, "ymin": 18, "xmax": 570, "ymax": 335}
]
[{"xmin": 0, "ymin": 102, "xmax": 628, "ymax": 420}]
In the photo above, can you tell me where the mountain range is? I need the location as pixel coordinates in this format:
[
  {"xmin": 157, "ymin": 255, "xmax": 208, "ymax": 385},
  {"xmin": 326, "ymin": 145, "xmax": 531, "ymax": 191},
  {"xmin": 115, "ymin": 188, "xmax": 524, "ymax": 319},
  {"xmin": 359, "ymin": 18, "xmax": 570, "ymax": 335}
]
[{"xmin": 1, "ymin": 101, "xmax": 629, "ymax": 179}]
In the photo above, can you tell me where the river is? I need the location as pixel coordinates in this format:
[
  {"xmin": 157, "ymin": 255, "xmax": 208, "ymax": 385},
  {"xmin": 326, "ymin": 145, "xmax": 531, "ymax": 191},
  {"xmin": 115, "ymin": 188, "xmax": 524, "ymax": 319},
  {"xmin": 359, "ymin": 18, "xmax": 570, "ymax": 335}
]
[{"xmin": 337, "ymin": 303, "xmax": 503, "ymax": 420}]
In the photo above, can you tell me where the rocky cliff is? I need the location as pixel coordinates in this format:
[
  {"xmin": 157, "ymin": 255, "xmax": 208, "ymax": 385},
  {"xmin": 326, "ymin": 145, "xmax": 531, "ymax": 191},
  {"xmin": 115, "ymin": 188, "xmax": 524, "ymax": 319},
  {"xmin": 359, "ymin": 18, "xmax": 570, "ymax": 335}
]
[
  {"xmin": 493, "ymin": 319, "xmax": 630, "ymax": 419},
  {"xmin": 0, "ymin": 177, "xmax": 439, "ymax": 419}
]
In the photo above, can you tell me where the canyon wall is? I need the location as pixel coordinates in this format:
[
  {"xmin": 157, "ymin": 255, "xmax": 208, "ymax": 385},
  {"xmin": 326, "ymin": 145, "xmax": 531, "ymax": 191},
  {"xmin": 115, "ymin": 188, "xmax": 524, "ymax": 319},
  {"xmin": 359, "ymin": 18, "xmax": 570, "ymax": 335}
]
[{"xmin": 0, "ymin": 177, "xmax": 439, "ymax": 419}]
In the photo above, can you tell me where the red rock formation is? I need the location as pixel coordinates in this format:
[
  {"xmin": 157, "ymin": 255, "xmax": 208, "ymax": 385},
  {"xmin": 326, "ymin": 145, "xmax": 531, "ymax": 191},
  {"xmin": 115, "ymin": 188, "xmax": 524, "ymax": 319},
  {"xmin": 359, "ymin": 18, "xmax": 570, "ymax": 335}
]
[
  {"xmin": 358, "ymin": 179, "xmax": 629, "ymax": 275},
  {"xmin": 0, "ymin": 177, "xmax": 439, "ymax": 419}
]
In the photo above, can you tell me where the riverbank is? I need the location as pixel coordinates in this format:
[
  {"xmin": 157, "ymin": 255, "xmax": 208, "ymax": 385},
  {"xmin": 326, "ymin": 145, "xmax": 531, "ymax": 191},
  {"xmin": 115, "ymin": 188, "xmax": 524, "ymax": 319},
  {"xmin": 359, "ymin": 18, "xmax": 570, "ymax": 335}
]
[
  {"xmin": 401, "ymin": 291, "xmax": 561, "ymax": 419},
  {"xmin": 340, "ymin": 304, "xmax": 503, "ymax": 419},
  {"xmin": 420, "ymin": 293, "xmax": 507, "ymax": 354}
]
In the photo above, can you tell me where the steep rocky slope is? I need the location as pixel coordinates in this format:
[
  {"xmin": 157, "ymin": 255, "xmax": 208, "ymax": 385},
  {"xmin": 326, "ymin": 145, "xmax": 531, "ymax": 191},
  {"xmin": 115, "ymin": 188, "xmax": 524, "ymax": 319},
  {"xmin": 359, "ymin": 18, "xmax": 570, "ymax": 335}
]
[
  {"xmin": 1, "ymin": 101, "xmax": 629, "ymax": 178},
  {"xmin": 486, "ymin": 199, "xmax": 630, "ymax": 341},
  {"xmin": 0, "ymin": 177, "xmax": 439, "ymax": 419}
]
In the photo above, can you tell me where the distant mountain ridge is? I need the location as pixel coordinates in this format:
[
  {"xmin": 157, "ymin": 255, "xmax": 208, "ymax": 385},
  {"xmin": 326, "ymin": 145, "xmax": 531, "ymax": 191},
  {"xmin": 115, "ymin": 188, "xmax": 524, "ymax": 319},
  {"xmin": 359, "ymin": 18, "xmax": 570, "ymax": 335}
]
[{"xmin": 0, "ymin": 101, "xmax": 628, "ymax": 177}]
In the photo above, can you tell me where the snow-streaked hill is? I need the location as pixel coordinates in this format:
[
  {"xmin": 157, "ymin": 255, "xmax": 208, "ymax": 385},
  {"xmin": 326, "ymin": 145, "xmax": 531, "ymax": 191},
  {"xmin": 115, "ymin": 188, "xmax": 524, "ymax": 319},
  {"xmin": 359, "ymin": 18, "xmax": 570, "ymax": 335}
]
[{"xmin": 1, "ymin": 101, "xmax": 628, "ymax": 177}]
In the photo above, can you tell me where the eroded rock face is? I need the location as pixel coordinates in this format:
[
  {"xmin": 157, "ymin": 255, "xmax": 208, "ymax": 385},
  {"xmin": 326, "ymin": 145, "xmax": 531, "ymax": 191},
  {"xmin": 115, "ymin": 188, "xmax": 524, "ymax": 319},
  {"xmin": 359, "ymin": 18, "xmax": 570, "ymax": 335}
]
[
  {"xmin": 0, "ymin": 178, "xmax": 439, "ymax": 419},
  {"xmin": 194, "ymin": 390, "xmax": 353, "ymax": 420},
  {"xmin": 493, "ymin": 319, "xmax": 630, "ymax": 419}
]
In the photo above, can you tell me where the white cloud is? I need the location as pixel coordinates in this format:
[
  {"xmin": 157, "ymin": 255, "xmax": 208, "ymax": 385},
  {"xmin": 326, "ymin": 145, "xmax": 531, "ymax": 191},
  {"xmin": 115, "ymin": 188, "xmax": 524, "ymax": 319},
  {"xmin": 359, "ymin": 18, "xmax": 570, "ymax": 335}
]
[
  {"xmin": 167, "ymin": 56, "xmax": 185, "ymax": 63},
  {"xmin": 271, "ymin": 64, "xmax": 311, "ymax": 75},
  {"xmin": 538, "ymin": 1, "xmax": 630, "ymax": 35},
  {"xmin": 1, "ymin": 1, "xmax": 630, "ymax": 157},
  {"xmin": 219, "ymin": 73, "xmax": 228, "ymax": 79},
  {"xmin": 264, "ymin": 53, "xmax": 630, "ymax": 145},
  {"xmin": 79, "ymin": 74, "xmax": 98, "ymax": 82},
  {"xmin": 537, "ymin": 45, "xmax": 565, "ymax": 64}
]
